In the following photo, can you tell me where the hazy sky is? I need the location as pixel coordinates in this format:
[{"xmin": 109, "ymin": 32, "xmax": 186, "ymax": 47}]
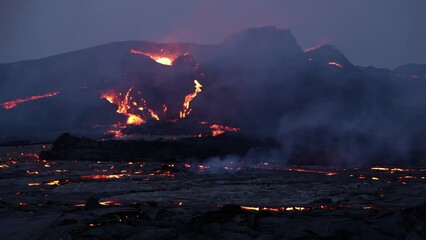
[{"xmin": 1, "ymin": 0, "xmax": 425, "ymax": 68}]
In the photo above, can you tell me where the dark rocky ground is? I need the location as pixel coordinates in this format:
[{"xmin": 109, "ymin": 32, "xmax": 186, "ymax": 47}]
[
  {"xmin": 39, "ymin": 133, "xmax": 274, "ymax": 162},
  {"xmin": 0, "ymin": 144, "xmax": 425, "ymax": 240}
]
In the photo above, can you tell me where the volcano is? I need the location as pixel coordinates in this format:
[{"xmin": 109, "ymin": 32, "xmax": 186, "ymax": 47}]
[
  {"xmin": 1, "ymin": 26, "xmax": 426, "ymax": 165},
  {"xmin": 0, "ymin": 25, "xmax": 426, "ymax": 240}
]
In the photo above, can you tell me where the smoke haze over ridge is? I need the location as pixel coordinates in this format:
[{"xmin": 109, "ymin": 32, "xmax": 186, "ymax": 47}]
[{"xmin": 1, "ymin": 0, "xmax": 426, "ymax": 68}]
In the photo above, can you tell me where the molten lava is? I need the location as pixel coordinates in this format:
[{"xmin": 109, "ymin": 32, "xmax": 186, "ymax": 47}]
[
  {"xmin": 80, "ymin": 174, "xmax": 129, "ymax": 180},
  {"xmin": 127, "ymin": 115, "xmax": 144, "ymax": 125},
  {"xmin": 286, "ymin": 168, "xmax": 338, "ymax": 176},
  {"xmin": 100, "ymin": 87, "xmax": 161, "ymax": 126},
  {"xmin": 100, "ymin": 50, "xmax": 237, "ymax": 138},
  {"xmin": 180, "ymin": 80, "xmax": 203, "ymax": 118},
  {"xmin": 304, "ymin": 44, "xmax": 325, "ymax": 53},
  {"xmin": 130, "ymin": 49, "xmax": 176, "ymax": 66},
  {"xmin": 210, "ymin": 124, "xmax": 240, "ymax": 137},
  {"xmin": 1, "ymin": 91, "xmax": 60, "ymax": 110},
  {"xmin": 240, "ymin": 206, "xmax": 308, "ymax": 212},
  {"xmin": 328, "ymin": 62, "xmax": 343, "ymax": 68}
]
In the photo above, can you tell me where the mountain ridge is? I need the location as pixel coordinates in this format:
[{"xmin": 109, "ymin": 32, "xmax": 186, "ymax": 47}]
[{"xmin": 1, "ymin": 26, "xmax": 426, "ymax": 166}]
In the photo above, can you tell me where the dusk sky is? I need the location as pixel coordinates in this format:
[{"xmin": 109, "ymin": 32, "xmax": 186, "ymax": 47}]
[{"xmin": 1, "ymin": 0, "xmax": 425, "ymax": 68}]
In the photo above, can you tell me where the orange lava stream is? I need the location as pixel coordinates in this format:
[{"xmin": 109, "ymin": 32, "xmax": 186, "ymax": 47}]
[
  {"xmin": 241, "ymin": 206, "xmax": 308, "ymax": 212},
  {"xmin": 328, "ymin": 62, "xmax": 343, "ymax": 68},
  {"xmin": 1, "ymin": 91, "xmax": 60, "ymax": 110},
  {"xmin": 240, "ymin": 205, "xmax": 350, "ymax": 212},
  {"xmin": 304, "ymin": 44, "xmax": 325, "ymax": 53},
  {"xmin": 180, "ymin": 80, "xmax": 203, "ymax": 118},
  {"xmin": 130, "ymin": 49, "xmax": 176, "ymax": 66},
  {"xmin": 210, "ymin": 124, "xmax": 240, "ymax": 137},
  {"xmin": 101, "ymin": 87, "xmax": 161, "ymax": 126},
  {"xmin": 80, "ymin": 174, "xmax": 129, "ymax": 180},
  {"xmin": 286, "ymin": 168, "xmax": 338, "ymax": 176}
]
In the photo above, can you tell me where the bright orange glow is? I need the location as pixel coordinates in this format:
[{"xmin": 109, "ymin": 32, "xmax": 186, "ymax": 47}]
[
  {"xmin": 99, "ymin": 200, "xmax": 123, "ymax": 206},
  {"xmin": 240, "ymin": 206, "xmax": 307, "ymax": 212},
  {"xmin": 180, "ymin": 80, "xmax": 203, "ymax": 118},
  {"xmin": 148, "ymin": 109, "xmax": 160, "ymax": 121},
  {"xmin": 130, "ymin": 49, "xmax": 176, "ymax": 66},
  {"xmin": 104, "ymin": 123, "xmax": 127, "ymax": 138},
  {"xmin": 106, "ymin": 128, "xmax": 124, "ymax": 138},
  {"xmin": 45, "ymin": 180, "xmax": 60, "ymax": 186},
  {"xmin": 328, "ymin": 62, "xmax": 343, "ymax": 68},
  {"xmin": 210, "ymin": 124, "xmax": 240, "ymax": 137},
  {"xmin": 101, "ymin": 87, "xmax": 162, "ymax": 126},
  {"xmin": 240, "ymin": 205, "xmax": 348, "ymax": 212},
  {"xmin": 370, "ymin": 167, "xmax": 414, "ymax": 173},
  {"xmin": 127, "ymin": 115, "xmax": 144, "ymax": 125},
  {"xmin": 241, "ymin": 206, "xmax": 260, "ymax": 211},
  {"xmin": 1, "ymin": 91, "xmax": 60, "ymax": 110},
  {"xmin": 80, "ymin": 174, "xmax": 129, "ymax": 179},
  {"xmin": 28, "ymin": 183, "xmax": 41, "ymax": 186},
  {"xmin": 155, "ymin": 57, "xmax": 173, "ymax": 66},
  {"xmin": 371, "ymin": 167, "xmax": 389, "ymax": 171}
]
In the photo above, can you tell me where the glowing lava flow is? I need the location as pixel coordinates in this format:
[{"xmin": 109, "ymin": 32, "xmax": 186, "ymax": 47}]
[
  {"xmin": 286, "ymin": 168, "xmax": 337, "ymax": 176},
  {"xmin": 1, "ymin": 91, "xmax": 60, "ymax": 110},
  {"xmin": 100, "ymin": 88, "xmax": 160, "ymax": 125},
  {"xmin": 210, "ymin": 124, "xmax": 240, "ymax": 137},
  {"xmin": 240, "ymin": 205, "xmax": 348, "ymax": 212},
  {"xmin": 130, "ymin": 49, "xmax": 176, "ymax": 66},
  {"xmin": 304, "ymin": 43, "xmax": 325, "ymax": 53},
  {"xmin": 328, "ymin": 62, "xmax": 343, "ymax": 68},
  {"xmin": 180, "ymin": 80, "xmax": 203, "ymax": 118},
  {"xmin": 80, "ymin": 174, "xmax": 129, "ymax": 180}
]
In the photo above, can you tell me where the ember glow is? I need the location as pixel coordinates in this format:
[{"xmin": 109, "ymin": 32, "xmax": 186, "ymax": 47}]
[
  {"xmin": 0, "ymin": 91, "xmax": 60, "ymax": 110},
  {"xmin": 130, "ymin": 49, "xmax": 176, "ymax": 66},
  {"xmin": 180, "ymin": 80, "xmax": 203, "ymax": 118},
  {"xmin": 210, "ymin": 124, "xmax": 240, "ymax": 137}
]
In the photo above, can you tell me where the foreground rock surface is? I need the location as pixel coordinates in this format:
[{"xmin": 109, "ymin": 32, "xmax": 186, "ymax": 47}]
[{"xmin": 0, "ymin": 145, "xmax": 425, "ymax": 239}]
